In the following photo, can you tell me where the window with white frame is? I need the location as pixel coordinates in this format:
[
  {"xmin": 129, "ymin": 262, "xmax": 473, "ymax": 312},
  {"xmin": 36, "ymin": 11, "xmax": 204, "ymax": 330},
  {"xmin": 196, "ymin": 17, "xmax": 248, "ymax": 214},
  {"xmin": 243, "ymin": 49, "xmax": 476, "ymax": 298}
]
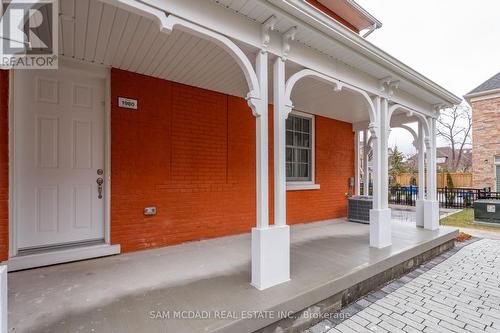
[
  {"xmin": 495, "ymin": 156, "xmax": 500, "ymax": 191},
  {"xmin": 286, "ymin": 112, "xmax": 314, "ymax": 182}
]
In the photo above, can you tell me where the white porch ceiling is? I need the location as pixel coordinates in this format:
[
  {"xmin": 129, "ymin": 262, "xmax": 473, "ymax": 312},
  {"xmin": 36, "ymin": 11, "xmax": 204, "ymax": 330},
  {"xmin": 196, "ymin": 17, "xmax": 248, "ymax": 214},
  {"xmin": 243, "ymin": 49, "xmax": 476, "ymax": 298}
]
[
  {"xmin": 59, "ymin": 0, "xmax": 249, "ymax": 97},
  {"xmin": 291, "ymin": 77, "xmax": 370, "ymax": 123},
  {"xmin": 211, "ymin": 0, "xmax": 458, "ymax": 106},
  {"xmin": 58, "ymin": 0, "xmax": 374, "ymax": 123}
]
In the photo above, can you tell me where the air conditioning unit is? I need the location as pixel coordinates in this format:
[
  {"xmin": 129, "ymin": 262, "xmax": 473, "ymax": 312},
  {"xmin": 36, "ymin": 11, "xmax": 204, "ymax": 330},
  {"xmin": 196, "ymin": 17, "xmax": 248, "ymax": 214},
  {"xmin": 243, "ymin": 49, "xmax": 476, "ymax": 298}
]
[
  {"xmin": 348, "ymin": 196, "xmax": 373, "ymax": 224},
  {"xmin": 474, "ymin": 199, "xmax": 500, "ymax": 224}
]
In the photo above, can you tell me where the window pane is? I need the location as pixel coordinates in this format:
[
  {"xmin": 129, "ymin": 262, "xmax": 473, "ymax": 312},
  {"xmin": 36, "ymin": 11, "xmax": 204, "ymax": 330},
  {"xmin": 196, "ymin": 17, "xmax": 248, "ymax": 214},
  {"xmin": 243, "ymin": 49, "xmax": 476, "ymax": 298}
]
[
  {"xmin": 286, "ymin": 163, "xmax": 293, "ymax": 177},
  {"xmin": 292, "ymin": 148, "xmax": 298, "ymax": 163},
  {"xmin": 293, "ymin": 148, "xmax": 300, "ymax": 163},
  {"xmin": 294, "ymin": 132, "xmax": 302, "ymax": 146},
  {"xmin": 495, "ymin": 156, "xmax": 500, "ymax": 164},
  {"xmin": 300, "ymin": 149, "xmax": 309, "ymax": 163},
  {"xmin": 286, "ymin": 148, "xmax": 293, "ymax": 161},
  {"xmin": 293, "ymin": 163, "xmax": 300, "ymax": 177},
  {"xmin": 303, "ymin": 134, "xmax": 310, "ymax": 148},
  {"xmin": 294, "ymin": 116, "xmax": 301, "ymax": 131},
  {"xmin": 497, "ymin": 165, "xmax": 500, "ymax": 190},
  {"xmin": 286, "ymin": 130, "xmax": 293, "ymax": 146},
  {"xmin": 302, "ymin": 118, "xmax": 310, "ymax": 133},
  {"xmin": 286, "ymin": 117, "xmax": 293, "ymax": 130},
  {"xmin": 299, "ymin": 164, "xmax": 308, "ymax": 177}
]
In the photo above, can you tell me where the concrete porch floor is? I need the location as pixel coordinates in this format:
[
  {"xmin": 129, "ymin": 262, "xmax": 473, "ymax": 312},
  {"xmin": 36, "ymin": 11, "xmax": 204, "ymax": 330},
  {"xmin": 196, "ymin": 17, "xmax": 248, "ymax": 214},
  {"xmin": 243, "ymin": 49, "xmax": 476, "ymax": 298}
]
[{"xmin": 8, "ymin": 219, "xmax": 458, "ymax": 333}]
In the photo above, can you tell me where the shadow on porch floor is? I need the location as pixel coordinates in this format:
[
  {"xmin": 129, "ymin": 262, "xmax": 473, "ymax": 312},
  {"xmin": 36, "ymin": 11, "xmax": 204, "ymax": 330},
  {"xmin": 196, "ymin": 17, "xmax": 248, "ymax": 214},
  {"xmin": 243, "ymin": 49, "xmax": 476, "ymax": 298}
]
[{"xmin": 8, "ymin": 218, "xmax": 457, "ymax": 333}]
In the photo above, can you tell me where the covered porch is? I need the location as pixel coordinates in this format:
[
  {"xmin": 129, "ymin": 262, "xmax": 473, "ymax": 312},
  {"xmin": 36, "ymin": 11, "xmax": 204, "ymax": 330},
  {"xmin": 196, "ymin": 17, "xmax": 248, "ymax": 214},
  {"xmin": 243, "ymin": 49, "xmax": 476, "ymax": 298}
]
[
  {"xmin": 8, "ymin": 217, "xmax": 458, "ymax": 333},
  {"xmin": 4, "ymin": 0, "xmax": 461, "ymax": 294}
]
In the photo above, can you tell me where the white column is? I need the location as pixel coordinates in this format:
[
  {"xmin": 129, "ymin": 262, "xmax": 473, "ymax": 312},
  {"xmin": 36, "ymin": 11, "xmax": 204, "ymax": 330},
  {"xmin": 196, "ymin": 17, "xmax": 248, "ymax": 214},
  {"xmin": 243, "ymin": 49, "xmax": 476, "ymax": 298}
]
[
  {"xmin": 273, "ymin": 57, "xmax": 287, "ymax": 227},
  {"xmin": 254, "ymin": 51, "xmax": 269, "ymax": 229},
  {"xmin": 369, "ymin": 97, "xmax": 392, "ymax": 248},
  {"xmin": 424, "ymin": 117, "xmax": 439, "ymax": 230},
  {"xmin": 251, "ymin": 53, "xmax": 290, "ymax": 290},
  {"xmin": 363, "ymin": 129, "xmax": 369, "ymax": 195},
  {"xmin": 430, "ymin": 118, "xmax": 438, "ymax": 201},
  {"xmin": 381, "ymin": 99, "xmax": 390, "ymax": 209},
  {"xmin": 354, "ymin": 130, "xmax": 361, "ymax": 196},
  {"xmin": 415, "ymin": 122, "xmax": 426, "ymax": 227},
  {"xmin": 0, "ymin": 265, "xmax": 6, "ymax": 333}
]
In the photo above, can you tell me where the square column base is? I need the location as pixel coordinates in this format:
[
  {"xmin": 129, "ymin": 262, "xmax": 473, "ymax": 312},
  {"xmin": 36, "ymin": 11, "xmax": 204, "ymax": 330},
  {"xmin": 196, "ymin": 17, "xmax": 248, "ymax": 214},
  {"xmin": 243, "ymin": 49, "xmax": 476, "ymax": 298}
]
[
  {"xmin": 251, "ymin": 225, "xmax": 290, "ymax": 290},
  {"xmin": 416, "ymin": 200, "xmax": 425, "ymax": 228},
  {"xmin": 424, "ymin": 200, "xmax": 440, "ymax": 230},
  {"xmin": 369, "ymin": 208, "xmax": 392, "ymax": 248}
]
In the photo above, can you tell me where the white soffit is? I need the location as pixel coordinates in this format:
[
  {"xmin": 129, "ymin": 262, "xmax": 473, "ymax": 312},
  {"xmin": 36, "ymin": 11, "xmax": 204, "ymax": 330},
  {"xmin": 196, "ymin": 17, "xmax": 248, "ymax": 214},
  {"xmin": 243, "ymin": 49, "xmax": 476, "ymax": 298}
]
[
  {"xmin": 59, "ymin": 0, "xmax": 250, "ymax": 98},
  {"xmin": 212, "ymin": 0, "xmax": 460, "ymax": 106}
]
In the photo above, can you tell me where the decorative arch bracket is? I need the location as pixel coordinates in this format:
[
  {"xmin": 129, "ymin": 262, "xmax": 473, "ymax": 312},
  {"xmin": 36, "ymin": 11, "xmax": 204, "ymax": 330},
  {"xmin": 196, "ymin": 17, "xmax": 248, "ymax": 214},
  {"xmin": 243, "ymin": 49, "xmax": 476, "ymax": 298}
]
[
  {"xmin": 247, "ymin": 94, "xmax": 265, "ymax": 117},
  {"xmin": 368, "ymin": 122, "xmax": 379, "ymax": 139},
  {"xmin": 162, "ymin": 15, "xmax": 261, "ymax": 102},
  {"xmin": 283, "ymin": 68, "xmax": 377, "ymax": 122},
  {"xmin": 388, "ymin": 104, "xmax": 430, "ymax": 138}
]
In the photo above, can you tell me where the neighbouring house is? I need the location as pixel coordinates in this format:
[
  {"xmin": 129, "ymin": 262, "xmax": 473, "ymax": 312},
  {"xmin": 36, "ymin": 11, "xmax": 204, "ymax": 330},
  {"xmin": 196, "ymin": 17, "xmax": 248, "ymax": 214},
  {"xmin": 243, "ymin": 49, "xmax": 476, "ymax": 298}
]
[
  {"xmin": 436, "ymin": 147, "xmax": 472, "ymax": 172},
  {"xmin": 406, "ymin": 147, "xmax": 472, "ymax": 172},
  {"xmin": 465, "ymin": 72, "xmax": 500, "ymax": 190},
  {"xmin": 0, "ymin": 0, "xmax": 460, "ymax": 299}
]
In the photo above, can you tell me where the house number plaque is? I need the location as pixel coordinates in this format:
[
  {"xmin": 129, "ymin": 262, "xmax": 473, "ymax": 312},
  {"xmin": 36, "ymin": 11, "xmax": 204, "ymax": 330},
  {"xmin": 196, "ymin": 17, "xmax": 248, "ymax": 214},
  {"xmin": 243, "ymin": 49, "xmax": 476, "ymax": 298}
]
[{"xmin": 118, "ymin": 97, "xmax": 138, "ymax": 110}]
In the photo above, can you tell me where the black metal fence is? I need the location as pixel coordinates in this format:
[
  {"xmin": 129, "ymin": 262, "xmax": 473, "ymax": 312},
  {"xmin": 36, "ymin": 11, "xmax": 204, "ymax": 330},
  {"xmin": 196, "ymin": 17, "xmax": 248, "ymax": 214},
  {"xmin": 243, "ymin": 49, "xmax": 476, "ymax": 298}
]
[
  {"xmin": 389, "ymin": 186, "xmax": 419, "ymax": 206},
  {"xmin": 387, "ymin": 186, "xmax": 500, "ymax": 209}
]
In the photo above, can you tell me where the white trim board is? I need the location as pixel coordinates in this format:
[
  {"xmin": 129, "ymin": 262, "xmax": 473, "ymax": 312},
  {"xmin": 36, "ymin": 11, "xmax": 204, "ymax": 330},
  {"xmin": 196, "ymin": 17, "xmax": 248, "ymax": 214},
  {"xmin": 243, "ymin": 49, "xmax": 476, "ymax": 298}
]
[
  {"xmin": 7, "ymin": 244, "xmax": 120, "ymax": 272},
  {"xmin": 287, "ymin": 184, "xmax": 320, "ymax": 191}
]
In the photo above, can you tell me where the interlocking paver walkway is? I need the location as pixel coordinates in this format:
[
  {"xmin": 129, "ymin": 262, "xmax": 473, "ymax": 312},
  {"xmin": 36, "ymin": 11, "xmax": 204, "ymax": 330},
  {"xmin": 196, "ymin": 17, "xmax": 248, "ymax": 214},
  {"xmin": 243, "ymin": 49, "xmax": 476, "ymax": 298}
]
[{"xmin": 304, "ymin": 239, "xmax": 500, "ymax": 333}]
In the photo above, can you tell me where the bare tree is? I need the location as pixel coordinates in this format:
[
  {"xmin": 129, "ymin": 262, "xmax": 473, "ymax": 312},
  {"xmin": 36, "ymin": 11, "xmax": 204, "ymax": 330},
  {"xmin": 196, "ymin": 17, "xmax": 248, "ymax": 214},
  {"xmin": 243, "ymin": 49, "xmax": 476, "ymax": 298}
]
[{"xmin": 436, "ymin": 103, "xmax": 472, "ymax": 172}]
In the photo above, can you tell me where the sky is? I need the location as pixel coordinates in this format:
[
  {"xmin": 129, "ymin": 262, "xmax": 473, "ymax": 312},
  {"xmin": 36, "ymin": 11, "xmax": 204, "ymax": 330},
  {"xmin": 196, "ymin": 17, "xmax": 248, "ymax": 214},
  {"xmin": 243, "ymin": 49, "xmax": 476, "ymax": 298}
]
[{"xmin": 356, "ymin": 0, "xmax": 500, "ymax": 156}]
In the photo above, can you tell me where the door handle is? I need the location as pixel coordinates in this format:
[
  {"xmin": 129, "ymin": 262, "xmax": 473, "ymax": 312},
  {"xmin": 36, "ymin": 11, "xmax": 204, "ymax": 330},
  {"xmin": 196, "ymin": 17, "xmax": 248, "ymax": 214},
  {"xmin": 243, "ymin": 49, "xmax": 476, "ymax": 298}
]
[{"xmin": 96, "ymin": 177, "xmax": 104, "ymax": 199}]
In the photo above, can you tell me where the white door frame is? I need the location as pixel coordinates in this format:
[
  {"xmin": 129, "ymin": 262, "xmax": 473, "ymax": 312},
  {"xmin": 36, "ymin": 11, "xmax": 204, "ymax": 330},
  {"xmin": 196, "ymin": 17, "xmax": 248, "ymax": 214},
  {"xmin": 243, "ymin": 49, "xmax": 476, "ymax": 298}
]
[{"xmin": 8, "ymin": 57, "xmax": 113, "ymax": 258}]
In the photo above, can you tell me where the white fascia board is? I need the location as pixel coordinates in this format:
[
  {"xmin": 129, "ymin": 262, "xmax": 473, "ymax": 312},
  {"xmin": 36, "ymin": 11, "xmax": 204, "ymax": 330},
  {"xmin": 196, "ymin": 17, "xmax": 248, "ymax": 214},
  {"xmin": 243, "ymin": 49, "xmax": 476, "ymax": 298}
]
[
  {"xmin": 464, "ymin": 88, "xmax": 500, "ymax": 103},
  {"xmin": 266, "ymin": 0, "xmax": 461, "ymax": 106},
  {"xmin": 138, "ymin": 0, "xmax": 447, "ymax": 112}
]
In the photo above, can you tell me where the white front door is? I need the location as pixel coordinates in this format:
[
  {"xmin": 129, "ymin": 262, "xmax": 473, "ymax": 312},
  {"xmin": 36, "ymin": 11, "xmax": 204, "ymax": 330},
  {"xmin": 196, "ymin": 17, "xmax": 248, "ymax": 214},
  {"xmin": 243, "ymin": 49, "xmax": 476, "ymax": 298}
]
[{"xmin": 14, "ymin": 65, "xmax": 106, "ymax": 250}]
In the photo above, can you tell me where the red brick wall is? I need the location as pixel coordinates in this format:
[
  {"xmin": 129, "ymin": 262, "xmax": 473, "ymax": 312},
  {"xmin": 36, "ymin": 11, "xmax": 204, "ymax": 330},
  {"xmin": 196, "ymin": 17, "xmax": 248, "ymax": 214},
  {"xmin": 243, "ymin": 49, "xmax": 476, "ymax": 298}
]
[
  {"xmin": 111, "ymin": 69, "xmax": 354, "ymax": 252},
  {"xmin": 0, "ymin": 70, "xmax": 9, "ymax": 261},
  {"xmin": 111, "ymin": 69, "xmax": 258, "ymax": 252}
]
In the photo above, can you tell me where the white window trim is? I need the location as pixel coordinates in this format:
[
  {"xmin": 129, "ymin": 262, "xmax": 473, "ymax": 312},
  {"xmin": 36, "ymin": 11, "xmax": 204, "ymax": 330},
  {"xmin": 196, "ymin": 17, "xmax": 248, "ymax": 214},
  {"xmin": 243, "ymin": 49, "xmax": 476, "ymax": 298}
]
[
  {"xmin": 495, "ymin": 156, "xmax": 500, "ymax": 191},
  {"xmin": 286, "ymin": 110, "xmax": 320, "ymax": 191}
]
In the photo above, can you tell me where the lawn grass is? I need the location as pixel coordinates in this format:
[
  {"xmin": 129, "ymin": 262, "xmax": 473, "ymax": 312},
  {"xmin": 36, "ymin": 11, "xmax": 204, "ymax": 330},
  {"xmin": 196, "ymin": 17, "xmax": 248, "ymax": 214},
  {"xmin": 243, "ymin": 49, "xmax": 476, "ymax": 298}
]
[{"xmin": 441, "ymin": 208, "xmax": 500, "ymax": 232}]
